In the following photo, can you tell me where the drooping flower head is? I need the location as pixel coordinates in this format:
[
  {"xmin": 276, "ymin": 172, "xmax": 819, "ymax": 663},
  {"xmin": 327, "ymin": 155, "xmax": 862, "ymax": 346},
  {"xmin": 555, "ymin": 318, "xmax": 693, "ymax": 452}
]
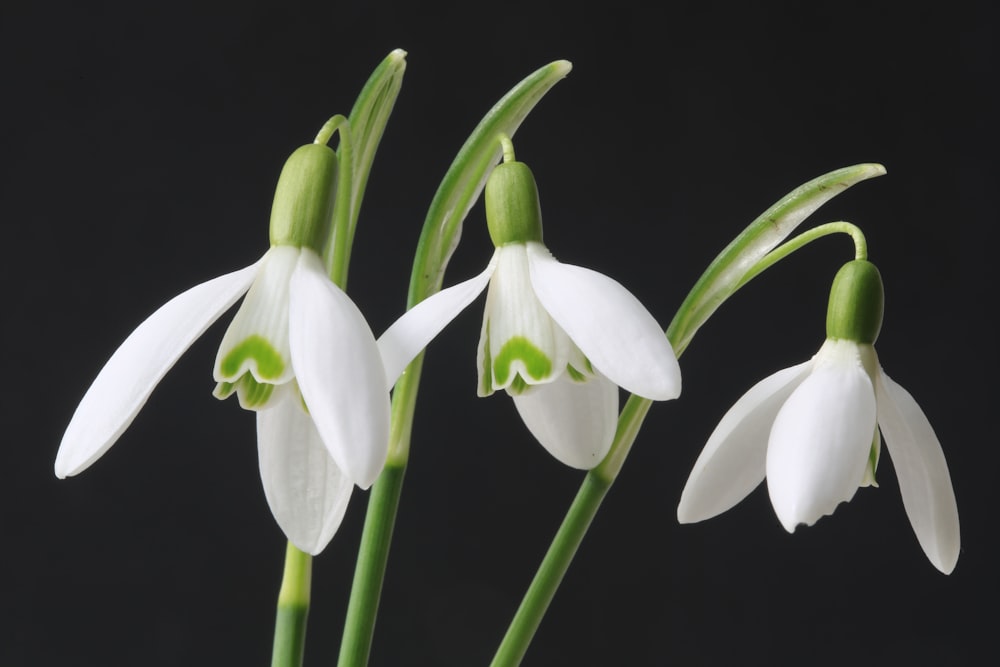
[
  {"xmin": 378, "ymin": 142, "xmax": 681, "ymax": 468},
  {"xmin": 677, "ymin": 259, "xmax": 960, "ymax": 573},
  {"xmin": 56, "ymin": 140, "xmax": 397, "ymax": 554}
]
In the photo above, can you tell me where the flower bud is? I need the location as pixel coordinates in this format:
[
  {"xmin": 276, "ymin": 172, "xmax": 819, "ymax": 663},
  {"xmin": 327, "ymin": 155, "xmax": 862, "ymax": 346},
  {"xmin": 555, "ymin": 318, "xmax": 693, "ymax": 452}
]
[
  {"xmin": 485, "ymin": 161, "xmax": 544, "ymax": 246},
  {"xmin": 269, "ymin": 143, "xmax": 338, "ymax": 250},
  {"xmin": 825, "ymin": 259, "xmax": 884, "ymax": 344}
]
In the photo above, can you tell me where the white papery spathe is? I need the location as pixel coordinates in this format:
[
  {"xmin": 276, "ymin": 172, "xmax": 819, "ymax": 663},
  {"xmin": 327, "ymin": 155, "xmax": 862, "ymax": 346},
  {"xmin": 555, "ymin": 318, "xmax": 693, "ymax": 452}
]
[
  {"xmin": 677, "ymin": 338, "xmax": 960, "ymax": 574},
  {"xmin": 56, "ymin": 245, "xmax": 394, "ymax": 555},
  {"xmin": 377, "ymin": 240, "xmax": 681, "ymax": 469}
]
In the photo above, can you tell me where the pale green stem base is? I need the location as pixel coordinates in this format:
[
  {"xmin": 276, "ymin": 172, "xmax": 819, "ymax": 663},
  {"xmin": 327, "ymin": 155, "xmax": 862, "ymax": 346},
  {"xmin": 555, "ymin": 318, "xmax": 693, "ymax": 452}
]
[
  {"xmin": 271, "ymin": 542, "xmax": 313, "ymax": 667},
  {"xmin": 337, "ymin": 463, "xmax": 407, "ymax": 667}
]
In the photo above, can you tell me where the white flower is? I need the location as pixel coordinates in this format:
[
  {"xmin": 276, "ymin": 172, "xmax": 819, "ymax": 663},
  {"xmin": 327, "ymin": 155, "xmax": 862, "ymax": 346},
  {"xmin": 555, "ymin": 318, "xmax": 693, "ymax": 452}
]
[
  {"xmin": 677, "ymin": 337, "xmax": 960, "ymax": 574},
  {"xmin": 56, "ymin": 244, "xmax": 393, "ymax": 555},
  {"xmin": 378, "ymin": 240, "xmax": 681, "ymax": 469}
]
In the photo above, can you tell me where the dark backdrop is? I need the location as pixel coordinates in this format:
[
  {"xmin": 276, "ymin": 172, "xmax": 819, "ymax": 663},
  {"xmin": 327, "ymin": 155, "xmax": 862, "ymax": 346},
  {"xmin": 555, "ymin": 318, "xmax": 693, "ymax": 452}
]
[{"xmin": 4, "ymin": 1, "xmax": 996, "ymax": 665}]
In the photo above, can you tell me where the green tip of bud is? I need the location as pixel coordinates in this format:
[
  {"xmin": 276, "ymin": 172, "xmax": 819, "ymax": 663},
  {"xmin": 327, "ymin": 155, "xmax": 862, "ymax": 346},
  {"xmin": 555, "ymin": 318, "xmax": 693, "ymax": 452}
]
[
  {"xmin": 826, "ymin": 259, "xmax": 885, "ymax": 344},
  {"xmin": 485, "ymin": 161, "xmax": 544, "ymax": 246},
  {"xmin": 269, "ymin": 143, "xmax": 338, "ymax": 250}
]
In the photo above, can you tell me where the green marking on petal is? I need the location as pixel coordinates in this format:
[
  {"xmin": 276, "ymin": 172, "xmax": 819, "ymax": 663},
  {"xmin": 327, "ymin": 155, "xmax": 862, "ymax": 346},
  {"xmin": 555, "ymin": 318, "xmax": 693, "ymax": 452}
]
[
  {"xmin": 479, "ymin": 320, "xmax": 494, "ymax": 396},
  {"xmin": 219, "ymin": 334, "xmax": 285, "ymax": 380},
  {"xmin": 507, "ymin": 375, "xmax": 530, "ymax": 395},
  {"xmin": 493, "ymin": 335, "xmax": 552, "ymax": 386},
  {"xmin": 240, "ymin": 375, "xmax": 276, "ymax": 409},
  {"xmin": 566, "ymin": 364, "xmax": 588, "ymax": 383},
  {"xmin": 214, "ymin": 381, "xmax": 237, "ymax": 400},
  {"xmin": 861, "ymin": 427, "xmax": 881, "ymax": 488},
  {"xmin": 214, "ymin": 375, "xmax": 275, "ymax": 410}
]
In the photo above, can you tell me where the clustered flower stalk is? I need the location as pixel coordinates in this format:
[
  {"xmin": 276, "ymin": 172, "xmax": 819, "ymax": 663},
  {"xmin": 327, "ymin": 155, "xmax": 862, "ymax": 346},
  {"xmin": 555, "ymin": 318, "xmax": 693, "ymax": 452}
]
[{"xmin": 54, "ymin": 50, "xmax": 960, "ymax": 667}]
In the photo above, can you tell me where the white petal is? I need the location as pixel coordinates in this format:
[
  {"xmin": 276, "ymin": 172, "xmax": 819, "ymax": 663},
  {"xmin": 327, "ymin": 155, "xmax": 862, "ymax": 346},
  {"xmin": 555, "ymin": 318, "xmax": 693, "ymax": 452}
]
[
  {"xmin": 257, "ymin": 385, "xmax": 353, "ymax": 555},
  {"xmin": 767, "ymin": 343, "xmax": 877, "ymax": 532},
  {"xmin": 677, "ymin": 360, "xmax": 812, "ymax": 523},
  {"xmin": 485, "ymin": 244, "xmax": 571, "ymax": 390},
  {"xmin": 214, "ymin": 246, "xmax": 299, "ymax": 385},
  {"xmin": 289, "ymin": 249, "xmax": 390, "ymax": 489},
  {"xmin": 526, "ymin": 242, "xmax": 680, "ymax": 400},
  {"xmin": 377, "ymin": 258, "xmax": 495, "ymax": 389},
  {"xmin": 55, "ymin": 261, "xmax": 259, "ymax": 478},
  {"xmin": 875, "ymin": 369, "xmax": 960, "ymax": 574},
  {"xmin": 511, "ymin": 372, "xmax": 619, "ymax": 469}
]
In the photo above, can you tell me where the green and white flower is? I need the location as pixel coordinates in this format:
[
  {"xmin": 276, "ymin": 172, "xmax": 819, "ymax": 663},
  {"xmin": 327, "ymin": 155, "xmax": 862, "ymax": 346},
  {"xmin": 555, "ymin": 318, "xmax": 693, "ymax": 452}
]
[
  {"xmin": 56, "ymin": 144, "xmax": 398, "ymax": 555},
  {"xmin": 677, "ymin": 260, "xmax": 960, "ymax": 573},
  {"xmin": 379, "ymin": 159, "xmax": 681, "ymax": 469}
]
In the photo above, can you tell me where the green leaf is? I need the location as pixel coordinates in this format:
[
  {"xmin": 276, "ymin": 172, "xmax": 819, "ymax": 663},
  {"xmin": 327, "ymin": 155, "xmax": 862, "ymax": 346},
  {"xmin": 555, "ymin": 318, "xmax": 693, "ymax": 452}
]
[
  {"xmin": 320, "ymin": 49, "xmax": 407, "ymax": 287},
  {"xmin": 407, "ymin": 60, "xmax": 572, "ymax": 307},
  {"xmin": 667, "ymin": 163, "xmax": 886, "ymax": 356},
  {"xmin": 345, "ymin": 48, "xmax": 408, "ymax": 233}
]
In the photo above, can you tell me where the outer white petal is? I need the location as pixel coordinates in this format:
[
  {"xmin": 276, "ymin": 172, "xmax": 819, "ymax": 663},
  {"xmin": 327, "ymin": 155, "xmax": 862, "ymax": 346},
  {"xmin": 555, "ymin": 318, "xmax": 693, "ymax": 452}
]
[
  {"xmin": 525, "ymin": 242, "xmax": 680, "ymax": 400},
  {"xmin": 511, "ymin": 372, "xmax": 619, "ymax": 469},
  {"xmin": 677, "ymin": 360, "xmax": 811, "ymax": 523},
  {"xmin": 289, "ymin": 250, "xmax": 389, "ymax": 489},
  {"xmin": 55, "ymin": 261, "xmax": 260, "ymax": 478},
  {"xmin": 257, "ymin": 386, "xmax": 353, "ymax": 555},
  {"xmin": 377, "ymin": 258, "xmax": 496, "ymax": 389},
  {"xmin": 875, "ymin": 369, "xmax": 960, "ymax": 574},
  {"xmin": 767, "ymin": 344, "xmax": 877, "ymax": 532}
]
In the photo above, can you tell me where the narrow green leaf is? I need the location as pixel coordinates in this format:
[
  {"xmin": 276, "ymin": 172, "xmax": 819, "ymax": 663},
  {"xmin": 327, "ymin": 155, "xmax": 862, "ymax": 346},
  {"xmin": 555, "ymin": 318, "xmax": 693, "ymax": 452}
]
[
  {"xmin": 345, "ymin": 48, "xmax": 408, "ymax": 235},
  {"xmin": 667, "ymin": 163, "xmax": 886, "ymax": 356},
  {"xmin": 407, "ymin": 60, "xmax": 572, "ymax": 307}
]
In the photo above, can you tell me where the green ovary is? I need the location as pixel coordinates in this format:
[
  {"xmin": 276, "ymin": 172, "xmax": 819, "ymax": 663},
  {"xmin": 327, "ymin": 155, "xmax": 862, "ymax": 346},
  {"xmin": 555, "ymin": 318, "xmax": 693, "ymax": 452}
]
[
  {"xmin": 493, "ymin": 336, "xmax": 552, "ymax": 387},
  {"xmin": 219, "ymin": 335, "xmax": 285, "ymax": 380}
]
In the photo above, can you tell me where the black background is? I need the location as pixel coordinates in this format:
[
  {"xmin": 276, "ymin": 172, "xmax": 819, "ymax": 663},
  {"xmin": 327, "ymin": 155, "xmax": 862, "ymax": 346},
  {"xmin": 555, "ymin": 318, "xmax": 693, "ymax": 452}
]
[{"xmin": 4, "ymin": 1, "xmax": 997, "ymax": 665}]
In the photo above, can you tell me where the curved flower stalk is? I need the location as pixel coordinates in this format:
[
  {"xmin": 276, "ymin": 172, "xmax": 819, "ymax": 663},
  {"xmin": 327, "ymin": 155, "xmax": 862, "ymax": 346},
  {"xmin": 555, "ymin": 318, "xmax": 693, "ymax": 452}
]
[
  {"xmin": 56, "ymin": 142, "xmax": 403, "ymax": 556},
  {"xmin": 678, "ymin": 260, "xmax": 960, "ymax": 573},
  {"xmin": 378, "ymin": 142, "xmax": 680, "ymax": 468}
]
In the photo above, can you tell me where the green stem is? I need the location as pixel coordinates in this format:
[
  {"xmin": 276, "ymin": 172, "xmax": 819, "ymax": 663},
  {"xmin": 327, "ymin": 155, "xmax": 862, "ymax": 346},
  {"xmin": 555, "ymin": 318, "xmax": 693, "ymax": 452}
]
[
  {"xmin": 490, "ymin": 474, "xmax": 612, "ymax": 667},
  {"xmin": 311, "ymin": 114, "xmax": 357, "ymax": 286},
  {"xmin": 337, "ymin": 353, "xmax": 425, "ymax": 666},
  {"xmin": 499, "ymin": 133, "xmax": 516, "ymax": 163},
  {"xmin": 735, "ymin": 221, "xmax": 867, "ymax": 290},
  {"xmin": 315, "ymin": 115, "xmax": 347, "ymax": 146},
  {"xmin": 337, "ymin": 463, "xmax": 407, "ymax": 667},
  {"xmin": 490, "ymin": 381, "xmax": 658, "ymax": 667},
  {"xmin": 271, "ymin": 542, "xmax": 313, "ymax": 667},
  {"xmin": 330, "ymin": 125, "xmax": 356, "ymax": 289}
]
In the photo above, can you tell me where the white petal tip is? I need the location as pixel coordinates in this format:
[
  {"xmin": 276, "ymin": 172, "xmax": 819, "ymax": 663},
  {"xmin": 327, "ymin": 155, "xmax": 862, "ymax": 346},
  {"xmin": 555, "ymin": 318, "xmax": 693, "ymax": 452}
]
[
  {"xmin": 780, "ymin": 519, "xmax": 800, "ymax": 534},
  {"xmin": 53, "ymin": 447, "xmax": 88, "ymax": 479},
  {"xmin": 926, "ymin": 540, "xmax": 960, "ymax": 575},
  {"xmin": 935, "ymin": 560, "xmax": 957, "ymax": 576},
  {"xmin": 645, "ymin": 379, "xmax": 682, "ymax": 402}
]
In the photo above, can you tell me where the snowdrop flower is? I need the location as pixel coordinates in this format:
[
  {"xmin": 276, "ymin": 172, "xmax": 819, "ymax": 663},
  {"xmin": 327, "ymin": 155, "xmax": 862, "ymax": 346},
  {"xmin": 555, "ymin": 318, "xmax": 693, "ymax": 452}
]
[
  {"xmin": 677, "ymin": 260, "xmax": 960, "ymax": 573},
  {"xmin": 56, "ymin": 143, "xmax": 397, "ymax": 554},
  {"xmin": 379, "ymin": 153, "xmax": 681, "ymax": 469}
]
